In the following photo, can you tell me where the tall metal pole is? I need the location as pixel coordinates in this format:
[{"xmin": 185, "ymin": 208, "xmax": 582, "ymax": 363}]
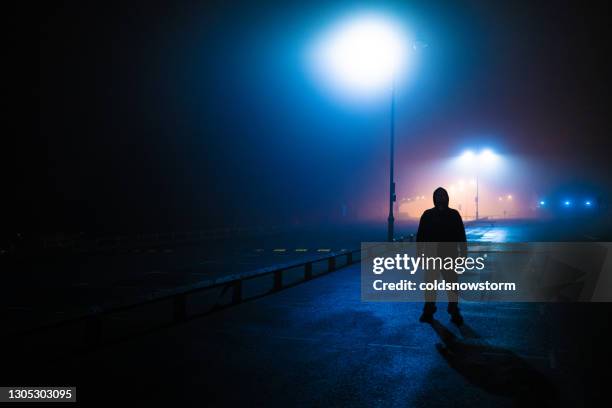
[
  {"xmin": 475, "ymin": 173, "xmax": 479, "ymax": 221},
  {"xmin": 387, "ymin": 84, "xmax": 396, "ymax": 242}
]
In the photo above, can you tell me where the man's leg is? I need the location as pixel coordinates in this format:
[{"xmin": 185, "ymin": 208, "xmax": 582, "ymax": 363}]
[
  {"xmin": 442, "ymin": 268, "xmax": 463, "ymax": 325},
  {"xmin": 419, "ymin": 269, "xmax": 437, "ymax": 323}
]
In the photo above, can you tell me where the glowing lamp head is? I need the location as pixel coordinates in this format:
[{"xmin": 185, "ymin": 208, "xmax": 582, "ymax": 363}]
[
  {"xmin": 480, "ymin": 148, "xmax": 498, "ymax": 163},
  {"xmin": 460, "ymin": 150, "xmax": 475, "ymax": 163},
  {"xmin": 458, "ymin": 149, "xmax": 499, "ymax": 166},
  {"xmin": 311, "ymin": 12, "xmax": 410, "ymax": 98},
  {"xmin": 539, "ymin": 200, "xmax": 545, "ymax": 206},
  {"xmin": 585, "ymin": 201, "xmax": 592, "ymax": 206}
]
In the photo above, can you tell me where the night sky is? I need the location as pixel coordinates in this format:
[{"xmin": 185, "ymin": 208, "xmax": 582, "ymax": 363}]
[{"xmin": 28, "ymin": 0, "xmax": 612, "ymax": 233}]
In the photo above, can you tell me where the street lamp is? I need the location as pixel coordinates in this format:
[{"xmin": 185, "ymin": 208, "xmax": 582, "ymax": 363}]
[
  {"xmin": 310, "ymin": 12, "xmax": 413, "ymax": 241},
  {"xmin": 459, "ymin": 148, "xmax": 499, "ymax": 220}
]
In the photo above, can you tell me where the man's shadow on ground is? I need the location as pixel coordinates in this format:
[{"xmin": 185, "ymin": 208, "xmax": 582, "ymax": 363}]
[{"xmin": 428, "ymin": 319, "xmax": 559, "ymax": 407}]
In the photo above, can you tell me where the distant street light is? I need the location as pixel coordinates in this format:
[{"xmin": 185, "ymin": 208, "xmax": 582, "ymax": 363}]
[
  {"xmin": 458, "ymin": 149, "xmax": 500, "ymax": 220},
  {"xmin": 498, "ymin": 194, "xmax": 514, "ymax": 218},
  {"xmin": 311, "ymin": 12, "xmax": 414, "ymax": 241}
]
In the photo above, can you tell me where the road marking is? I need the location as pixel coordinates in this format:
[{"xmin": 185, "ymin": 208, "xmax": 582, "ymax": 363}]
[
  {"xmin": 317, "ymin": 248, "xmax": 331, "ymax": 252},
  {"xmin": 295, "ymin": 248, "xmax": 308, "ymax": 252},
  {"xmin": 273, "ymin": 248, "xmax": 286, "ymax": 252}
]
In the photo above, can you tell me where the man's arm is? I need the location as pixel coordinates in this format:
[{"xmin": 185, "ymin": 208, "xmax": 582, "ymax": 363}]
[
  {"xmin": 455, "ymin": 211, "xmax": 467, "ymax": 256},
  {"xmin": 416, "ymin": 212, "xmax": 427, "ymax": 242},
  {"xmin": 416, "ymin": 212, "xmax": 428, "ymax": 257}
]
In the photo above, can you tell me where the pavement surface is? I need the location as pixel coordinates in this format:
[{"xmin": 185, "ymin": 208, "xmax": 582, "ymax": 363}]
[
  {"xmin": 5, "ymin": 218, "xmax": 608, "ymax": 332},
  {"xmin": 3, "ymin": 223, "xmax": 410, "ymax": 331},
  {"xmin": 26, "ymin": 261, "xmax": 597, "ymax": 407},
  {"xmin": 7, "ymin": 218, "xmax": 611, "ymax": 406}
]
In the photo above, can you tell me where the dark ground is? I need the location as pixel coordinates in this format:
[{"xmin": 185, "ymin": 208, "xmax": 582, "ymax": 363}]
[
  {"xmin": 4, "ymin": 218, "xmax": 609, "ymax": 332},
  {"xmin": 4, "ymin": 218, "xmax": 612, "ymax": 406},
  {"xmin": 6, "ymin": 262, "xmax": 611, "ymax": 407}
]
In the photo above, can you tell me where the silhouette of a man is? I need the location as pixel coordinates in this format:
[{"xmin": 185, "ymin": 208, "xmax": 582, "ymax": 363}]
[{"xmin": 416, "ymin": 187, "xmax": 467, "ymax": 325}]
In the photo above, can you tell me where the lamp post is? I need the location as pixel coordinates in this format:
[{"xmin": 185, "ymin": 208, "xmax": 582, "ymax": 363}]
[
  {"xmin": 475, "ymin": 173, "xmax": 479, "ymax": 221},
  {"xmin": 459, "ymin": 149, "xmax": 499, "ymax": 221},
  {"xmin": 310, "ymin": 13, "xmax": 412, "ymax": 241},
  {"xmin": 387, "ymin": 83, "xmax": 396, "ymax": 241}
]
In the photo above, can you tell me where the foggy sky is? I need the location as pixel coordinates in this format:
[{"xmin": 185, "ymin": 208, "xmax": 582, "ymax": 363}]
[{"xmin": 28, "ymin": 0, "xmax": 612, "ymax": 232}]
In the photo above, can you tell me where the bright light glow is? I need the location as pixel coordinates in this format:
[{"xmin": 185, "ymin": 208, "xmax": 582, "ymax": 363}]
[
  {"xmin": 460, "ymin": 150, "xmax": 475, "ymax": 163},
  {"xmin": 564, "ymin": 200, "xmax": 571, "ymax": 206},
  {"xmin": 480, "ymin": 148, "xmax": 498, "ymax": 163},
  {"xmin": 311, "ymin": 12, "xmax": 410, "ymax": 98},
  {"xmin": 539, "ymin": 200, "xmax": 546, "ymax": 206},
  {"xmin": 585, "ymin": 201, "xmax": 592, "ymax": 206},
  {"xmin": 507, "ymin": 195, "xmax": 512, "ymax": 200},
  {"xmin": 458, "ymin": 149, "xmax": 499, "ymax": 167}
]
